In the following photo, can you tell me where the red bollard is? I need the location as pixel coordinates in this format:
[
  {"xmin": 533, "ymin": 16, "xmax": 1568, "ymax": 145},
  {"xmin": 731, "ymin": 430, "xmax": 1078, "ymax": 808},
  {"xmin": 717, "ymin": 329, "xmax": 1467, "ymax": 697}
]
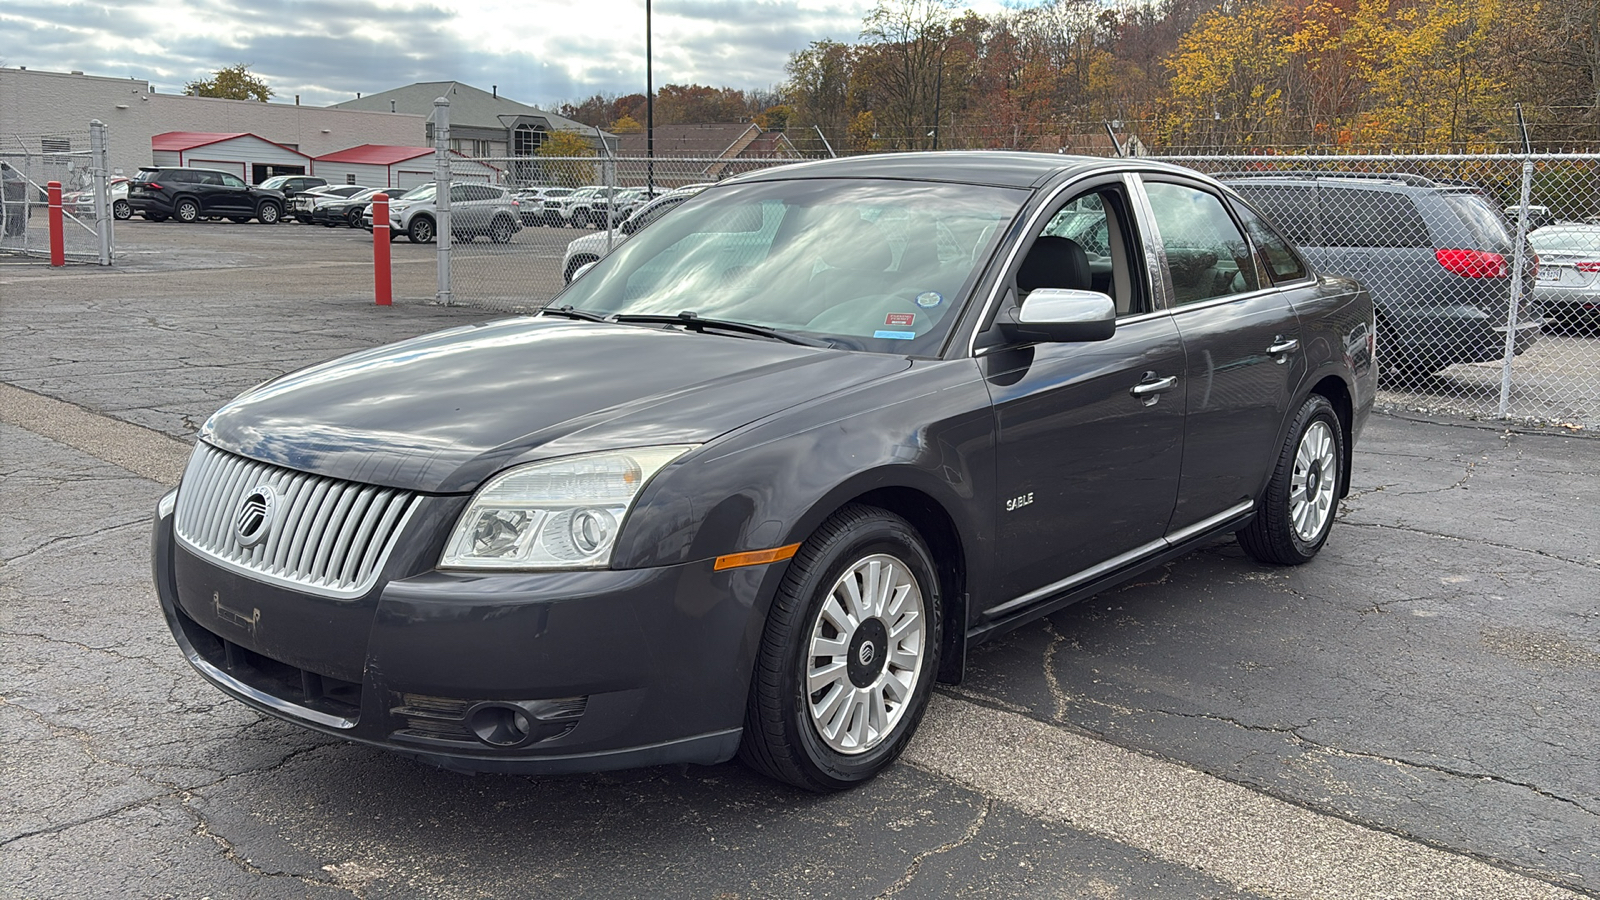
[
  {"xmin": 47, "ymin": 181, "xmax": 64, "ymax": 267},
  {"xmin": 372, "ymin": 193, "xmax": 392, "ymax": 306}
]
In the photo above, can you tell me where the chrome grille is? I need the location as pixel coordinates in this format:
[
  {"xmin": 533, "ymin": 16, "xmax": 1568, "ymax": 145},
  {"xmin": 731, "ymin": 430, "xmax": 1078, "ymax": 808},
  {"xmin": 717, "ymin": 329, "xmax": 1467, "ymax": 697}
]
[{"xmin": 174, "ymin": 442, "xmax": 417, "ymax": 598}]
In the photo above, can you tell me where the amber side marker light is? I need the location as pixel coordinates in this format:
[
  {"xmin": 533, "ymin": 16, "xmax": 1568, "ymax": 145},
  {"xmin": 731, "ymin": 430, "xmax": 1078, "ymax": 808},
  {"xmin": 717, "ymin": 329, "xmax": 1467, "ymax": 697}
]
[{"xmin": 713, "ymin": 543, "xmax": 802, "ymax": 571}]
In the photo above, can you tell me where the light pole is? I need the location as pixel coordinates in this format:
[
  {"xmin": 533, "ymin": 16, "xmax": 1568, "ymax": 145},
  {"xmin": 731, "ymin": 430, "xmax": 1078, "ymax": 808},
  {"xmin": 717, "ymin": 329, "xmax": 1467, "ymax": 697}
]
[{"xmin": 647, "ymin": 0, "xmax": 654, "ymax": 195}]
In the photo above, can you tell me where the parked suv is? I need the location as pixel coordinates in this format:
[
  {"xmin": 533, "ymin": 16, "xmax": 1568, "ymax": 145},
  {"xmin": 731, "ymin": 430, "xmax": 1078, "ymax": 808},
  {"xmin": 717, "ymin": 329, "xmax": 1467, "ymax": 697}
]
[
  {"xmin": 381, "ymin": 182, "xmax": 522, "ymax": 243},
  {"xmin": 258, "ymin": 174, "xmax": 328, "ymax": 210},
  {"xmin": 127, "ymin": 167, "xmax": 287, "ymax": 224},
  {"xmin": 549, "ymin": 185, "xmax": 619, "ymax": 229},
  {"xmin": 1222, "ymin": 173, "xmax": 1539, "ymax": 377}
]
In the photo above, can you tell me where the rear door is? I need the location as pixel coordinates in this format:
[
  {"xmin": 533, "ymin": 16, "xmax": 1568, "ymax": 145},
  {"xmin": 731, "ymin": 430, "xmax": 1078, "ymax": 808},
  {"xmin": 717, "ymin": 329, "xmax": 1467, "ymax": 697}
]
[{"xmin": 1137, "ymin": 177, "xmax": 1304, "ymax": 530}]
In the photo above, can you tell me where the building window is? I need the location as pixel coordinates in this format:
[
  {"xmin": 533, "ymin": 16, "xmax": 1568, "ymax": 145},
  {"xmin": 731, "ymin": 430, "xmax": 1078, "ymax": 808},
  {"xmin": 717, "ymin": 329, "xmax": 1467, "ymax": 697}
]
[
  {"xmin": 346, "ymin": 174, "xmax": 356, "ymax": 185},
  {"xmin": 514, "ymin": 126, "xmax": 544, "ymax": 157}
]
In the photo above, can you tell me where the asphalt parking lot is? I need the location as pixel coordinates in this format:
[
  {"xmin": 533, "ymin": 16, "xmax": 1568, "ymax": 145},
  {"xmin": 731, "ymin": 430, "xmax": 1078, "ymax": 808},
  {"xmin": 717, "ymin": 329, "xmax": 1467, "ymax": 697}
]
[{"xmin": 2, "ymin": 222, "xmax": 1596, "ymax": 899}]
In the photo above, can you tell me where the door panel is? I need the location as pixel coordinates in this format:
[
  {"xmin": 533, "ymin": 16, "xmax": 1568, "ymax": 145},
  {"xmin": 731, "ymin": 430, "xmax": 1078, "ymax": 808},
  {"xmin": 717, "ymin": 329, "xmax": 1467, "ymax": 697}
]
[{"xmin": 982, "ymin": 314, "xmax": 1186, "ymax": 610}]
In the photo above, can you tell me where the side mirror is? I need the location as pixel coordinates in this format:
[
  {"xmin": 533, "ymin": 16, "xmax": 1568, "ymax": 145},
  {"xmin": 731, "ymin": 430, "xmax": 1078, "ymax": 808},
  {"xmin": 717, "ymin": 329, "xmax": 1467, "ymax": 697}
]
[{"xmin": 1001, "ymin": 288, "xmax": 1116, "ymax": 343}]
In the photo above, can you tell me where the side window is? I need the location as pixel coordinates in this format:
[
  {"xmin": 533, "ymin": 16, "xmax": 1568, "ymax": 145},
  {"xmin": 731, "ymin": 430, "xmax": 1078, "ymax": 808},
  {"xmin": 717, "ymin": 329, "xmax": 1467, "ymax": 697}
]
[
  {"xmin": 197, "ymin": 171, "xmax": 223, "ymax": 186},
  {"xmin": 1014, "ymin": 186, "xmax": 1143, "ymax": 316},
  {"xmin": 450, "ymin": 184, "xmax": 471, "ymax": 202},
  {"xmin": 220, "ymin": 173, "xmax": 246, "ymax": 188},
  {"xmin": 1232, "ymin": 202, "xmax": 1309, "ymax": 283},
  {"xmin": 1144, "ymin": 181, "xmax": 1259, "ymax": 306},
  {"xmin": 1318, "ymin": 187, "xmax": 1429, "ymax": 248}
]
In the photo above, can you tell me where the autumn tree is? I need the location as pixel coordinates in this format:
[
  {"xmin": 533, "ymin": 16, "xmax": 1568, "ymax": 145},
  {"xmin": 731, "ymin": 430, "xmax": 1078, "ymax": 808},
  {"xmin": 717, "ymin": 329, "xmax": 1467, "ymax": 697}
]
[
  {"xmin": 859, "ymin": 0, "xmax": 957, "ymax": 148},
  {"xmin": 538, "ymin": 131, "xmax": 596, "ymax": 187},
  {"xmin": 185, "ymin": 64, "xmax": 272, "ymax": 102}
]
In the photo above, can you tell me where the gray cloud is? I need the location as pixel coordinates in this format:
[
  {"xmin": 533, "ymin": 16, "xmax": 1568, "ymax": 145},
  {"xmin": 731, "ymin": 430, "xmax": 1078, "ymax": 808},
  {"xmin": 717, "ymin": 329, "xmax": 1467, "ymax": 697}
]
[{"xmin": 2, "ymin": 0, "xmax": 913, "ymax": 108}]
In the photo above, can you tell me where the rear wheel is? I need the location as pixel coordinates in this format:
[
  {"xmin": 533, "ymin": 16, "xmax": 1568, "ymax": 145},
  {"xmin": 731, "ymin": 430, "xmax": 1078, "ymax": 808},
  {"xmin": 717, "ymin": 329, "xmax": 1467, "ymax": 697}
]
[
  {"xmin": 1237, "ymin": 394, "xmax": 1344, "ymax": 565},
  {"xmin": 490, "ymin": 215, "xmax": 515, "ymax": 243},
  {"xmin": 256, "ymin": 202, "xmax": 282, "ymax": 224},
  {"xmin": 174, "ymin": 198, "xmax": 200, "ymax": 223},
  {"xmin": 113, "ymin": 199, "xmax": 131, "ymax": 220},
  {"xmin": 740, "ymin": 505, "xmax": 941, "ymax": 791},
  {"xmin": 408, "ymin": 216, "xmax": 435, "ymax": 243}
]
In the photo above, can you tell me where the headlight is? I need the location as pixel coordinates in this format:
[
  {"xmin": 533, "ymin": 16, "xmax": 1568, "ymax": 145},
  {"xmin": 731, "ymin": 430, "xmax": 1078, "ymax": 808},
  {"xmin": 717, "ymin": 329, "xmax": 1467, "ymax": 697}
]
[{"xmin": 440, "ymin": 446, "xmax": 695, "ymax": 570}]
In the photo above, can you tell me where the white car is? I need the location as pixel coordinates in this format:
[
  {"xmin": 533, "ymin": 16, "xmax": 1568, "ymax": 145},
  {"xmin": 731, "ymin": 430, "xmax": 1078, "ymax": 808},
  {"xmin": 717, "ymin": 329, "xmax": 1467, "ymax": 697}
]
[
  {"xmin": 65, "ymin": 177, "xmax": 131, "ymax": 220},
  {"xmin": 561, "ymin": 185, "xmax": 709, "ymax": 281},
  {"xmin": 365, "ymin": 182, "xmax": 522, "ymax": 244}
]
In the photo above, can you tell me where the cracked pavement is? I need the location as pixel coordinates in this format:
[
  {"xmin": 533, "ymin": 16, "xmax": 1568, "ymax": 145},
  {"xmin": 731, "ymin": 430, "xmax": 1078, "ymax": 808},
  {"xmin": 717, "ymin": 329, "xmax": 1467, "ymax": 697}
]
[{"xmin": 2, "ymin": 225, "xmax": 1596, "ymax": 898}]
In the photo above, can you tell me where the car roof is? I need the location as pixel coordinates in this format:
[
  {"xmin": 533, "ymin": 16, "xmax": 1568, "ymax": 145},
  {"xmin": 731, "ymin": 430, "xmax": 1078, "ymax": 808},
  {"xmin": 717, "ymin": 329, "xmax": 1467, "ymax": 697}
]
[{"xmin": 725, "ymin": 151, "xmax": 1190, "ymax": 190}]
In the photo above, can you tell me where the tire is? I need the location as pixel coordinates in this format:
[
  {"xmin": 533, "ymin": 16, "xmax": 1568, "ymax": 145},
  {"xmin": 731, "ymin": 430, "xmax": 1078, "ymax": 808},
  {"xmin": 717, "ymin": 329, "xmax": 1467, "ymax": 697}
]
[
  {"xmin": 347, "ymin": 208, "xmax": 365, "ymax": 228},
  {"xmin": 564, "ymin": 255, "xmax": 598, "ymax": 283},
  {"xmin": 113, "ymin": 199, "xmax": 131, "ymax": 220},
  {"xmin": 1237, "ymin": 394, "xmax": 1344, "ymax": 565},
  {"xmin": 573, "ymin": 210, "xmax": 590, "ymax": 229},
  {"xmin": 174, "ymin": 198, "xmax": 200, "ymax": 223},
  {"xmin": 408, "ymin": 216, "xmax": 435, "ymax": 243},
  {"xmin": 490, "ymin": 215, "xmax": 515, "ymax": 243},
  {"xmin": 740, "ymin": 504, "xmax": 941, "ymax": 791},
  {"xmin": 256, "ymin": 202, "xmax": 281, "ymax": 224}
]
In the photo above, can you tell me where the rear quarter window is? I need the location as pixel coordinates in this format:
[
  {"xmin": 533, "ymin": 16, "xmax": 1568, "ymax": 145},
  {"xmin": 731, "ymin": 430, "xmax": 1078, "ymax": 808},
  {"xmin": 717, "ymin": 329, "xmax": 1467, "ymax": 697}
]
[
  {"xmin": 1440, "ymin": 193, "xmax": 1513, "ymax": 252},
  {"xmin": 1316, "ymin": 187, "xmax": 1430, "ymax": 249}
]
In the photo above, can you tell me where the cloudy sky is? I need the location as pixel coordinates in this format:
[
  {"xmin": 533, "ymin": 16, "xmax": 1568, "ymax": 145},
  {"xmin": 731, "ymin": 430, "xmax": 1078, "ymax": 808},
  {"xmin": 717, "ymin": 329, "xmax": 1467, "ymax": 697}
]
[{"xmin": 3, "ymin": 0, "xmax": 1023, "ymax": 110}]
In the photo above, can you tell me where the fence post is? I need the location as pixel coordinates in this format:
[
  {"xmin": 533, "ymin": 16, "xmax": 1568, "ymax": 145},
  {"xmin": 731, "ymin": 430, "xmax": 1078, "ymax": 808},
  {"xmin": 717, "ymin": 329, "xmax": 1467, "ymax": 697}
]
[
  {"xmin": 47, "ymin": 181, "xmax": 64, "ymax": 266},
  {"xmin": 434, "ymin": 97, "xmax": 453, "ymax": 306},
  {"xmin": 1498, "ymin": 111, "xmax": 1535, "ymax": 419},
  {"xmin": 596, "ymin": 126, "xmax": 615, "ymax": 253},
  {"xmin": 372, "ymin": 193, "xmax": 392, "ymax": 306},
  {"xmin": 90, "ymin": 119, "xmax": 112, "ymax": 266}
]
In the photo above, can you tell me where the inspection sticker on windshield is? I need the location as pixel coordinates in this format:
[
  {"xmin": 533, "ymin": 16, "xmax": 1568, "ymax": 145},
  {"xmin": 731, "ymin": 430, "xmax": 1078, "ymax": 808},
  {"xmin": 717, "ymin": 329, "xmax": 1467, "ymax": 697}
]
[
  {"xmin": 914, "ymin": 292, "xmax": 943, "ymax": 308},
  {"xmin": 874, "ymin": 330, "xmax": 916, "ymax": 340},
  {"xmin": 886, "ymin": 313, "xmax": 916, "ymax": 327}
]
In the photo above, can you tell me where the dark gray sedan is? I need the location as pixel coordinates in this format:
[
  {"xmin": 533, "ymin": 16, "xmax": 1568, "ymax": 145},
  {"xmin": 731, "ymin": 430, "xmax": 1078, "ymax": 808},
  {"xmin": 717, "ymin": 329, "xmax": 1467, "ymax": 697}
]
[{"xmin": 152, "ymin": 152, "xmax": 1376, "ymax": 791}]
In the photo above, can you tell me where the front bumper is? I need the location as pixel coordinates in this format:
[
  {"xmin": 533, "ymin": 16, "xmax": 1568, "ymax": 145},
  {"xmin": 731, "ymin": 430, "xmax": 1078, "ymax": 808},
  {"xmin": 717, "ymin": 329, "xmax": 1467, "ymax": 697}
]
[{"xmin": 151, "ymin": 499, "xmax": 762, "ymax": 774}]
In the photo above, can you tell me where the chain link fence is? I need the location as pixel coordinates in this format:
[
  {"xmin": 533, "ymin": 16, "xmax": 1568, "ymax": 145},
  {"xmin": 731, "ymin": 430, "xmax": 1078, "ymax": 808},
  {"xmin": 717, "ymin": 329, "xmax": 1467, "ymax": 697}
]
[
  {"xmin": 427, "ymin": 148, "xmax": 1594, "ymax": 430},
  {"xmin": 1, "ymin": 124, "xmax": 116, "ymax": 263},
  {"xmin": 1163, "ymin": 153, "xmax": 1597, "ymax": 429}
]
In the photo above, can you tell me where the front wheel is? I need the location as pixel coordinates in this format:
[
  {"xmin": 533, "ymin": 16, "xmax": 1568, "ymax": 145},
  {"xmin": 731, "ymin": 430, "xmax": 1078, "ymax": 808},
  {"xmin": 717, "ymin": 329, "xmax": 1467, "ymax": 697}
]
[
  {"xmin": 408, "ymin": 216, "xmax": 435, "ymax": 243},
  {"xmin": 740, "ymin": 505, "xmax": 941, "ymax": 791},
  {"xmin": 256, "ymin": 202, "xmax": 281, "ymax": 224},
  {"xmin": 1237, "ymin": 394, "xmax": 1344, "ymax": 565}
]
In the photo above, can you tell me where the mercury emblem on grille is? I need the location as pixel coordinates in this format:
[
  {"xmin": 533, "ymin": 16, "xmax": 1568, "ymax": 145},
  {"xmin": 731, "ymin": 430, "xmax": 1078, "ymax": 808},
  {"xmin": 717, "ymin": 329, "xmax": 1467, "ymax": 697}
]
[{"xmin": 234, "ymin": 485, "xmax": 277, "ymax": 548}]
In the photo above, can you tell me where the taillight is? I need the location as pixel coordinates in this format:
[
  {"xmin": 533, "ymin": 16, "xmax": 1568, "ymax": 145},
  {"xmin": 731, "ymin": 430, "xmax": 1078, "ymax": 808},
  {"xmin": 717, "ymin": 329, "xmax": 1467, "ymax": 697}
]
[
  {"xmin": 1576, "ymin": 262, "xmax": 1600, "ymax": 273},
  {"xmin": 144, "ymin": 182, "xmax": 161, "ymax": 190},
  {"xmin": 1435, "ymin": 249, "xmax": 1507, "ymax": 278}
]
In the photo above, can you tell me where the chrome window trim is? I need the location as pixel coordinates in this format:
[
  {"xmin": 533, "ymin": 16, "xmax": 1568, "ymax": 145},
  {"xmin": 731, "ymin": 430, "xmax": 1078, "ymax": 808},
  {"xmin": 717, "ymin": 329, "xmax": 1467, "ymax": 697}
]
[{"xmin": 984, "ymin": 500, "xmax": 1255, "ymax": 619}]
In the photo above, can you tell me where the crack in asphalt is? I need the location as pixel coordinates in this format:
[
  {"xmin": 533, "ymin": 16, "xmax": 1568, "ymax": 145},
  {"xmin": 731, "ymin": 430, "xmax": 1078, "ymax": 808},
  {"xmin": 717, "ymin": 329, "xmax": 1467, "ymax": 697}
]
[
  {"xmin": 182, "ymin": 789, "xmax": 368, "ymax": 899},
  {"xmin": 877, "ymin": 797, "xmax": 994, "ymax": 898},
  {"xmin": 1, "ymin": 629, "xmax": 159, "ymax": 664},
  {"xmin": 1340, "ymin": 520, "xmax": 1599, "ymax": 570},
  {"xmin": 0, "ymin": 519, "xmax": 149, "ymax": 566}
]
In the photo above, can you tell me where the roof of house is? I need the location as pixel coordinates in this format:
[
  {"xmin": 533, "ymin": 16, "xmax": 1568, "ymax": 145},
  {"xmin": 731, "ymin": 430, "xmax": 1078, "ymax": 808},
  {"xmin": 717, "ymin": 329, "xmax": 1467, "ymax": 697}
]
[
  {"xmin": 152, "ymin": 131, "xmax": 312, "ymax": 159},
  {"xmin": 617, "ymin": 123, "xmax": 758, "ymax": 156},
  {"xmin": 314, "ymin": 144, "xmax": 432, "ymax": 166},
  {"xmin": 151, "ymin": 132, "xmax": 249, "ymax": 151},
  {"xmin": 328, "ymin": 82, "xmax": 608, "ymax": 141}
]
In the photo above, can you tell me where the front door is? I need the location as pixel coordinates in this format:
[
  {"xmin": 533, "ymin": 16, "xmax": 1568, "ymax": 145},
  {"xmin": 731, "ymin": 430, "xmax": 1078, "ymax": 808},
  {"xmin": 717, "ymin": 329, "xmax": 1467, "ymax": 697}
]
[{"xmin": 979, "ymin": 179, "xmax": 1187, "ymax": 620}]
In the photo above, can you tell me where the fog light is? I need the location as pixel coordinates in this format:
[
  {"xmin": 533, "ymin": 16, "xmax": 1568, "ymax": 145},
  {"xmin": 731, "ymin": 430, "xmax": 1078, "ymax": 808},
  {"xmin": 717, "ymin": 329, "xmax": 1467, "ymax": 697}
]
[{"xmin": 467, "ymin": 703, "xmax": 533, "ymax": 747}]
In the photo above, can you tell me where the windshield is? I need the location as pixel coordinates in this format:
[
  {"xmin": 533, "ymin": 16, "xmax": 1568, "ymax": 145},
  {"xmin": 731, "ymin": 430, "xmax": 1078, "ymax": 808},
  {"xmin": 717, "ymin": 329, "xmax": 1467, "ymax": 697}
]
[
  {"xmin": 259, "ymin": 176, "xmax": 289, "ymax": 190},
  {"xmin": 399, "ymin": 184, "xmax": 436, "ymax": 202},
  {"xmin": 554, "ymin": 177, "xmax": 1026, "ymax": 354}
]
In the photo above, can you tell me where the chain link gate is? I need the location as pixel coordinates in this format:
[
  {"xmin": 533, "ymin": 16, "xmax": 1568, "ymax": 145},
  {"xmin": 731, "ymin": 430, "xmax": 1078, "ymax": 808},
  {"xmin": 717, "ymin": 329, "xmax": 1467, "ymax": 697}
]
[{"xmin": 1, "ymin": 121, "xmax": 116, "ymax": 264}]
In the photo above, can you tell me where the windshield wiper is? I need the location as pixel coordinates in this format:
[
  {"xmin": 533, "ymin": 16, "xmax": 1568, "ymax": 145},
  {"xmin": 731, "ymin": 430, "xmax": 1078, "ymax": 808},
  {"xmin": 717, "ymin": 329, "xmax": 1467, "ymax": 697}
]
[
  {"xmin": 539, "ymin": 305, "xmax": 611, "ymax": 324},
  {"xmin": 611, "ymin": 312, "xmax": 831, "ymax": 347}
]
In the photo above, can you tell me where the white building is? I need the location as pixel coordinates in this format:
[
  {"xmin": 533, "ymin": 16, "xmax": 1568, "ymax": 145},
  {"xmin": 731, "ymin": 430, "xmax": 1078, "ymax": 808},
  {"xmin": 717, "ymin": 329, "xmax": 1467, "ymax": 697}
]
[
  {"xmin": 151, "ymin": 132, "xmax": 314, "ymax": 182},
  {"xmin": 0, "ymin": 67, "xmax": 426, "ymax": 185},
  {"xmin": 312, "ymin": 145, "xmax": 501, "ymax": 189}
]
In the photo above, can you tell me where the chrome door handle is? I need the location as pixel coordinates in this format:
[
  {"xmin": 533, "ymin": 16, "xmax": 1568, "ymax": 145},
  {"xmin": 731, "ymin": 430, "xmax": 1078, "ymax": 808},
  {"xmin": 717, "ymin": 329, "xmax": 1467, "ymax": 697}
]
[
  {"xmin": 1267, "ymin": 336, "xmax": 1300, "ymax": 356},
  {"xmin": 1129, "ymin": 374, "xmax": 1178, "ymax": 396}
]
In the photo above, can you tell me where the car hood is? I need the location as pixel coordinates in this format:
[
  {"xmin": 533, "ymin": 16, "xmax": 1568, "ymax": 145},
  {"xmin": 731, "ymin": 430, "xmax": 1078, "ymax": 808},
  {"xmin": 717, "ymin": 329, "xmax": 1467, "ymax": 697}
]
[{"xmin": 200, "ymin": 317, "xmax": 911, "ymax": 493}]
